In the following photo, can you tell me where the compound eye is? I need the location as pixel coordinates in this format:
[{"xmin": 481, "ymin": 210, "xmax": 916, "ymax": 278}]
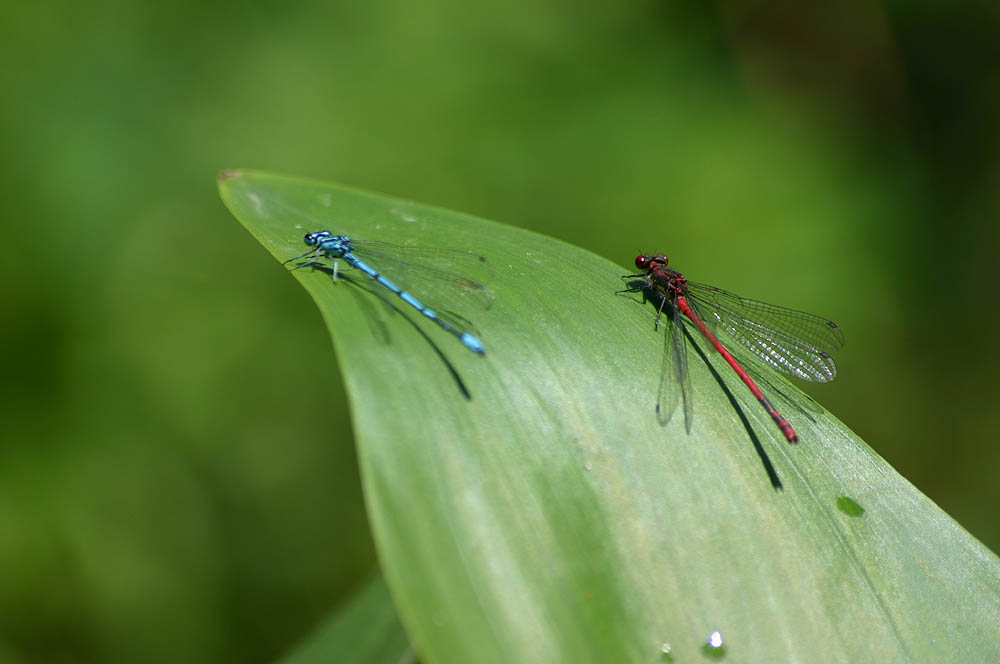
[
  {"xmin": 634, "ymin": 255, "xmax": 650, "ymax": 270},
  {"xmin": 304, "ymin": 233, "xmax": 317, "ymax": 246}
]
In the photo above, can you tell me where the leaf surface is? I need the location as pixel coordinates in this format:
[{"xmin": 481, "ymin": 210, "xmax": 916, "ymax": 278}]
[{"xmin": 220, "ymin": 170, "xmax": 1000, "ymax": 663}]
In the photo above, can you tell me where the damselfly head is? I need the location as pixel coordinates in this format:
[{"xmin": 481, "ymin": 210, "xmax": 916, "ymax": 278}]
[
  {"xmin": 635, "ymin": 254, "xmax": 660, "ymax": 270},
  {"xmin": 303, "ymin": 230, "xmax": 334, "ymax": 247},
  {"xmin": 636, "ymin": 254, "xmax": 670, "ymax": 271}
]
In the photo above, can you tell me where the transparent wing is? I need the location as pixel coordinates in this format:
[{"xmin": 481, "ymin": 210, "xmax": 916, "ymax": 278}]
[
  {"xmin": 674, "ymin": 301, "xmax": 694, "ymax": 432},
  {"xmin": 331, "ymin": 238, "xmax": 494, "ymax": 314},
  {"xmin": 686, "ymin": 281, "xmax": 843, "ymax": 383},
  {"xmin": 654, "ymin": 296, "xmax": 694, "ymax": 432}
]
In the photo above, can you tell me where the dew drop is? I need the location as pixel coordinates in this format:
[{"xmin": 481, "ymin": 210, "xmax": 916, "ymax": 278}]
[{"xmin": 700, "ymin": 630, "xmax": 726, "ymax": 659}]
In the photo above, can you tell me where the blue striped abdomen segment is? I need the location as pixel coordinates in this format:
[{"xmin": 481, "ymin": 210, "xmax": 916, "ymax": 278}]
[{"xmin": 344, "ymin": 253, "xmax": 486, "ymax": 355}]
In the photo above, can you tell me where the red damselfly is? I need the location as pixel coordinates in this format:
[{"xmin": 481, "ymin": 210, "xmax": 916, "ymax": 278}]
[{"xmin": 620, "ymin": 254, "xmax": 844, "ymax": 443}]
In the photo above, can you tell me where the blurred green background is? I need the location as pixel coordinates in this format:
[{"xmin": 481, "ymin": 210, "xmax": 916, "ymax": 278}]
[{"xmin": 2, "ymin": 1, "xmax": 999, "ymax": 661}]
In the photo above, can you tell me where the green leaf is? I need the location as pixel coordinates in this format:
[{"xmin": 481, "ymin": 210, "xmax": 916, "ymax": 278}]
[
  {"xmin": 280, "ymin": 573, "xmax": 413, "ymax": 664},
  {"xmin": 220, "ymin": 170, "xmax": 1000, "ymax": 663}
]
